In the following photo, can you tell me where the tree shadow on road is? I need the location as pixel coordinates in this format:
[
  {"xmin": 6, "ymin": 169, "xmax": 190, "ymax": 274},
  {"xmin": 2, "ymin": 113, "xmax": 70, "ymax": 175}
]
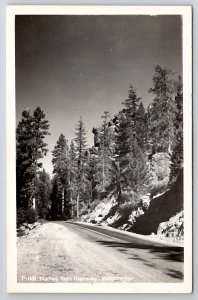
[
  {"xmin": 95, "ymin": 240, "xmax": 184, "ymax": 263},
  {"xmin": 165, "ymin": 269, "xmax": 184, "ymax": 280}
]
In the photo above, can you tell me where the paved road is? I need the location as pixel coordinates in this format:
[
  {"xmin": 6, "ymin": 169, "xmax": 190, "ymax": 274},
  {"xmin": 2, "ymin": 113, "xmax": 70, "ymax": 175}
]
[{"xmin": 17, "ymin": 221, "xmax": 183, "ymax": 283}]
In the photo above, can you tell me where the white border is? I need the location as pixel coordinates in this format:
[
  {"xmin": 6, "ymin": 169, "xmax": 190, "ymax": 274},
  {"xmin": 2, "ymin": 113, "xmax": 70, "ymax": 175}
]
[{"xmin": 6, "ymin": 5, "xmax": 192, "ymax": 293}]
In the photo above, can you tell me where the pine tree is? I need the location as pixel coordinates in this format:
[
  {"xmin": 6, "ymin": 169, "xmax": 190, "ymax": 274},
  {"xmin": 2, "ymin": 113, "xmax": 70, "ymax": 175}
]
[
  {"xmin": 123, "ymin": 85, "xmax": 141, "ymax": 115},
  {"xmin": 16, "ymin": 107, "xmax": 50, "ymax": 209},
  {"xmin": 67, "ymin": 140, "xmax": 77, "ymax": 217},
  {"xmin": 98, "ymin": 111, "xmax": 113, "ymax": 191},
  {"xmin": 117, "ymin": 85, "xmax": 141, "ymax": 155},
  {"xmin": 74, "ymin": 116, "xmax": 88, "ymax": 217},
  {"xmin": 52, "ymin": 133, "xmax": 69, "ymax": 219},
  {"xmin": 170, "ymin": 75, "xmax": 183, "ymax": 181},
  {"xmin": 35, "ymin": 169, "xmax": 51, "ymax": 219},
  {"xmin": 50, "ymin": 175, "xmax": 62, "ymax": 220},
  {"xmin": 114, "ymin": 85, "xmax": 149, "ymax": 200},
  {"xmin": 136, "ymin": 102, "xmax": 148, "ymax": 150},
  {"xmin": 85, "ymin": 151, "xmax": 100, "ymax": 203},
  {"xmin": 148, "ymin": 65, "xmax": 176, "ymax": 154},
  {"xmin": 75, "ymin": 116, "xmax": 87, "ymax": 165}
]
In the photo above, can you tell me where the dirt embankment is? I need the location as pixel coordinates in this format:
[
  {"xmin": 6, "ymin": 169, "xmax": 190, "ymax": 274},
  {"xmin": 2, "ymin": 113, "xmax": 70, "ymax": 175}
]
[
  {"xmin": 80, "ymin": 172, "xmax": 184, "ymax": 244},
  {"xmin": 131, "ymin": 172, "xmax": 183, "ymax": 235}
]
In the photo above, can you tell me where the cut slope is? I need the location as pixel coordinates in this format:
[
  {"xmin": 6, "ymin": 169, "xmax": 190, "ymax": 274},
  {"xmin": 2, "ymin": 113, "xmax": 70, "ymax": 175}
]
[{"xmin": 131, "ymin": 171, "xmax": 183, "ymax": 235}]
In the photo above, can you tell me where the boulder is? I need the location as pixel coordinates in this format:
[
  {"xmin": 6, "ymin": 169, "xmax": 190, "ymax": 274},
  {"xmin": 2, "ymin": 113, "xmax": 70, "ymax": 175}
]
[
  {"xmin": 28, "ymin": 224, "xmax": 34, "ymax": 230},
  {"xmin": 157, "ymin": 222, "xmax": 167, "ymax": 235},
  {"xmin": 24, "ymin": 229, "xmax": 30, "ymax": 235},
  {"xmin": 137, "ymin": 207, "xmax": 144, "ymax": 216},
  {"xmin": 19, "ymin": 225, "xmax": 26, "ymax": 231},
  {"xmin": 157, "ymin": 211, "xmax": 184, "ymax": 242},
  {"xmin": 34, "ymin": 222, "xmax": 40, "ymax": 227},
  {"xmin": 141, "ymin": 194, "xmax": 152, "ymax": 208}
]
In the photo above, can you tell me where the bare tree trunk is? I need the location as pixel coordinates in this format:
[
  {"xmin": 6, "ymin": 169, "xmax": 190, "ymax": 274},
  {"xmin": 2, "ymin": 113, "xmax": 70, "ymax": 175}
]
[
  {"xmin": 90, "ymin": 179, "xmax": 93, "ymax": 204},
  {"xmin": 102, "ymin": 157, "xmax": 105, "ymax": 191},
  {"xmin": 116, "ymin": 161, "xmax": 121, "ymax": 204},
  {"xmin": 70, "ymin": 189, "xmax": 73, "ymax": 217},
  {"xmin": 62, "ymin": 187, "xmax": 64, "ymax": 219},
  {"xmin": 77, "ymin": 193, "xmax": 79, "ymax": 219},
  {"xmin": 71, "ymin": 199, "xmax": 74, "ymax": 217},
  {"xmin": 32, "ymin": 197, "xmax": 36, "ymax": 210}
]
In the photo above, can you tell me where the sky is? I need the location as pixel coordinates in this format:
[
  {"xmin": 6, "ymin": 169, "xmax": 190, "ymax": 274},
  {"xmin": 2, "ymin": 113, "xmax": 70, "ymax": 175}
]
[{"xmin": 15, "ymin": 15, "xmax": 182, "ymax": 175}]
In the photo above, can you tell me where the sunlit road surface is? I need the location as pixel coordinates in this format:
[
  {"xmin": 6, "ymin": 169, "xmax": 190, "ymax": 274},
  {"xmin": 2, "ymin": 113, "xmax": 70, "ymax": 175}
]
[{"xmin": 17, "ymin": 221, "xmax": 184, "ymax": 283}]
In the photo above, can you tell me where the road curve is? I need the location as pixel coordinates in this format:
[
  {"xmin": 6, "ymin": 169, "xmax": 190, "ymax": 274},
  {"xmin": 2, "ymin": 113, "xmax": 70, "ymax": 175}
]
[{"xmin": 17, "ymin": 221, "xmax": 183, "ymax": 283}]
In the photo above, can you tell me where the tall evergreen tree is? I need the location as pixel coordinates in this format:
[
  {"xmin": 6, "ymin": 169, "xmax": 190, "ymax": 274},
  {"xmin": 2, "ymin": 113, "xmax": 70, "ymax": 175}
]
[
  {"xmin": 85, "ymin": 151, "xmax": 100, "ymax": 203},
  {"xmin": 75, "ymin": 116, "xmax": 87, "ymax": 165},
  {"xmin": 52, "ymin": 133, "xmax": 69, "ymax": 219},
  {"xmin": 16, "ymin": 107, "xmax": 50, "ymax": 209},
  {"xmin": 74, "ymin": 116, "xmax": 88, "ymax": 217},
  {"xmin": 67, "ymin": 140, "xmax": 77, "ymax": 217},
  {"xmin": 35, "ymin": 169, "xmax": 51, "ymax": 219},
  {"xmin": 117, "ymin": 85, "xmax": 141, "ymax": 156},
  {"xmin": 148, "ymin": 65, "xmax": 176, "ymax": 154},
  {"xmin": 136, "ymin": 102, "xmax": 148, "ymax": 150},
  {"xmin": 98, "ymin": 111, "xmax": 113, "ymax": 191},
  {"xmin": 170, "ymin": 75, "xmax": 183, "ymax": 181},
  {"xmin": 50, "ymin": 175, "xmax": 62, "ymax": 220},
  {"xmin": 115, "ymin": 85, "xmax": 149, "ymax": 200}
]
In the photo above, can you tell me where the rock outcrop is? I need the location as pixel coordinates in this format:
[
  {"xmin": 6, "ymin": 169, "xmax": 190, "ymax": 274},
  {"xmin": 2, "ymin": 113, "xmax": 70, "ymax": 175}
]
[
  {"xmin": 131, "ymin": 171, "xmax": 183, "ymax": 235},
  {"xmin": 157, "ymin": 211, "xmax": 184, "ymax": 243},
  {"xmin": 18, "ymin": 222, "xmax": 41, "ymax": 236}
]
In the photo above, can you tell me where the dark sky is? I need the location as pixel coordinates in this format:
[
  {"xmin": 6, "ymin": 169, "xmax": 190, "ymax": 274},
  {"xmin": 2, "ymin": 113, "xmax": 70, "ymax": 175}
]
[{"xmin": 15, "ymin": 15, "xmax": 182, "ymax": 174}]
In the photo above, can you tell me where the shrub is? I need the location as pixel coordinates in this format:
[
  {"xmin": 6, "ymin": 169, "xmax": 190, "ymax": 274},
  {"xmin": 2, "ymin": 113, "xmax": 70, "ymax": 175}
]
[
  {"xmin": 119, "ymin": 192, "xmax": 131, "ymax": 203},
  {"xmin": 89, "ymin": 199, "xmax": 101, "ymax": 211},
  {"xmin": 100, "ymin": 191, "xmax": 108, "ymax": 200},
  {"xmin": 17, "ymin": 207, "xmax": 37, "ymax": 227},
  {"xmin": 90, "ymin": 219, "xmax": 97, "ymax": 224},
  {"xmin": 120, "ymin": 191, "xmax": 140, "ymax": 206},
  {"xmin": 80, "ymin": 207, "xmax": 89, "ymax": 216},
  {"xmin": 118, "ymin": 203, "xmax": 133, "ymax": 219},
  {"xmin": 117, "ymin": 192, "xmax": 141, "ymax": 220}
]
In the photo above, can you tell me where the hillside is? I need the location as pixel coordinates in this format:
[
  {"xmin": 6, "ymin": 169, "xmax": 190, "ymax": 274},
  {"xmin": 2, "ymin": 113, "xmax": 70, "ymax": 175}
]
[
  {"xmin": 131, "ymin": 171, "xmax": 183, "ymax": 235},
  {"xmin": 80, "ymin": 171, "xmax": 184, "ymax": 243}
]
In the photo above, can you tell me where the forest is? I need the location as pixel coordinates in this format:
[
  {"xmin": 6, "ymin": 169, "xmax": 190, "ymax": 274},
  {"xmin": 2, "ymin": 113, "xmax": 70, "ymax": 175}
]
[{"xmin": 16, "ymin": 64, "xmax": 183, "ymax": 226}]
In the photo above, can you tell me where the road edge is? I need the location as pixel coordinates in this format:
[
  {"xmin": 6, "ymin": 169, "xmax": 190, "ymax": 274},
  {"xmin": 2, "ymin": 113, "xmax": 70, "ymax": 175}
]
[{"xmin": 66, "ymin": 221, "xmax": 184, "ymax": 248}]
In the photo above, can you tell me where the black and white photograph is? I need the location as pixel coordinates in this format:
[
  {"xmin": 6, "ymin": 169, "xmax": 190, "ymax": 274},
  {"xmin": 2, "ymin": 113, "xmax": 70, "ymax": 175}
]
[{"xmin": 6, "ymin": 5, "xmax": 192, "ymax": 293}]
